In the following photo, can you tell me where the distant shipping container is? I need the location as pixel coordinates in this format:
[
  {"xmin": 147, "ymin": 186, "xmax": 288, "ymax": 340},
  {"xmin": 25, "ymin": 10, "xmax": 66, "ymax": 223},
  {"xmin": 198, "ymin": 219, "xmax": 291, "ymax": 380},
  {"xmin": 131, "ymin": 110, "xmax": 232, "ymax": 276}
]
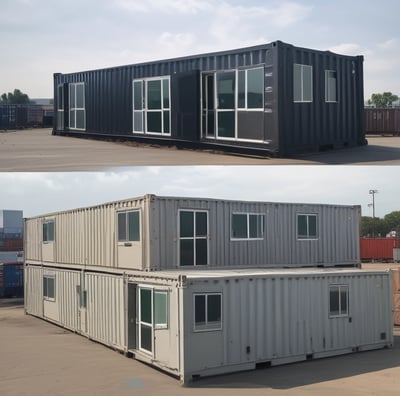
[
  {"xmin": 0, "ymin": 105, "xmax": 27, "ymax": 129},
  {"xmin": 365, "ymin": 108, "xmax": 400, "ymax": 136},
  {"xmin": 0, "ymin": 238, "xmax": 24, "ymax": 252},
  {"xmin": 360, "ymin": 238, "xmax": 400, "ymax": 261},
  {"xmin": 0, "ymin": 262, "xmax": 24, "ymax": 298}
]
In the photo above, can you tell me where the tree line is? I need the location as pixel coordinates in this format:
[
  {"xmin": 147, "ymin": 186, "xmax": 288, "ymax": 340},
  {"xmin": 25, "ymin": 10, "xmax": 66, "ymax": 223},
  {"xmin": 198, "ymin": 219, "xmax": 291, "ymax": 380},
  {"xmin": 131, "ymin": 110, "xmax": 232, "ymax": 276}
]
[
  {"xmin": 361, "ymin": 211, "xmax": 400, "ymax": 237},
  {"xmin": 1, "ymin": 89, "xmax": 31, "ymax": 104}
]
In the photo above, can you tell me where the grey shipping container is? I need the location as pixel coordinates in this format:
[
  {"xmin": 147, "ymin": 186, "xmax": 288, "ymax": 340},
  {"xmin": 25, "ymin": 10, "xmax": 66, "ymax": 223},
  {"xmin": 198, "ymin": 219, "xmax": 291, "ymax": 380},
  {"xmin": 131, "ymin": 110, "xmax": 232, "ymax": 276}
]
[
  {"xmin": 53, "ymin": 41, "xmax": 365, "ymax": 156},
  {"xmin": 24, "ymin": 194, "xmax": 361, "ymax": 270},
  {"xmin": 24, "ymin": 264, "xmax": 393, "ymax": 384},
  {"xmin": 0, "ymin": 105, "xmax": 27, "ymax": 129}
]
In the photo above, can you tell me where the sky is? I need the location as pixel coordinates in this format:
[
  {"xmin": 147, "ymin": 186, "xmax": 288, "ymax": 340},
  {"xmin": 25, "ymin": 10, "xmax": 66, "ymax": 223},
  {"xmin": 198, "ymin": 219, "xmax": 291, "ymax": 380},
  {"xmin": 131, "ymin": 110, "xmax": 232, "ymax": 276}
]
[
  {"xmin": 0, "ymin": 166, "xmax": 398, "ymax": 218},
  {"xmin": 0, "ymin": 0, "xmax": 399, "ymax": 100}
]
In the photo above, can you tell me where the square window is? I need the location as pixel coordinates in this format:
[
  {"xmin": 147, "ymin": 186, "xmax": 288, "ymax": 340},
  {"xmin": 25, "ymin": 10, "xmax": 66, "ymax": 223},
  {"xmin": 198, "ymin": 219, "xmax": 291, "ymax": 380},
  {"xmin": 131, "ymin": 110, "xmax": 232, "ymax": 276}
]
[
  {"xmin": 297, "ymin": 214, "xmax": 318, "ymax": 239},
  {"xmin": 194, "ymin": 293, "xmax": 222, "ymax": 331},
  {"xmin": 231, "ymin": 213, "xmax": 264, "ymax": 240},
  {"xmin": 118, "ymin": 211, "xmax": 140, "ymax": 242},
  {"xmin": 43, "ymin": 275, "xmax": 55, "ymax": 300},
  {"xmin": 329, "ymin": 285, "xmax": 349, "ymax": 317}
]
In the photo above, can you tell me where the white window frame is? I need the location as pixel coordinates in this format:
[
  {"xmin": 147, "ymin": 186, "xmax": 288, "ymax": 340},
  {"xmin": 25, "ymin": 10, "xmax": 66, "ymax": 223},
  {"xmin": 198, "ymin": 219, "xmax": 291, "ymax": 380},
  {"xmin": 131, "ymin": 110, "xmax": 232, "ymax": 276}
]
[
  {"xmin": 43, "ymin": 219, "xmax": 55, "ymax": 243},
  {"xmin": 193, "ymin": 293, "xmax": 222, "ymax": 332},
  {"xmin": 237, "ymin": 67, "xmax": 265, "ymax": 111},
  {"xmin": 293, "ymin": 64, "xmax": 313, "ymax": 103},
  {"xmin": 68, "ymin": 82, "xmax": 86, "ymax": 130},
  {"xmin": 329, "ymin": 284, "xmax": 349, "ymax": 318},
  {"xmin": 43, "ymin": 274, "xmax": 56, "ymax": 301},
  {"xmin": 138, "ymin": 286, "xmax": 169, "ymax": 356},
  {"xmin": 297, "ymin": 213, "xmax": 318, "ymax": 240},
  {"xmin": 117, "ymin": 210, "xmax": 141, "ymax": 243},
  {"xmin": 231, "ymin": 212, "xmax": 265, "ymax": 241},
  {"xmin": 132, "ymin": 76, "xmax": 171, "ymax": 136},
  {"xmin": 325, "ymin": 70, "xmax": 338, "ymax": 103},
  {"xmin": 178, "ymin": 209, "xmax": 209, "ymax": 266}
]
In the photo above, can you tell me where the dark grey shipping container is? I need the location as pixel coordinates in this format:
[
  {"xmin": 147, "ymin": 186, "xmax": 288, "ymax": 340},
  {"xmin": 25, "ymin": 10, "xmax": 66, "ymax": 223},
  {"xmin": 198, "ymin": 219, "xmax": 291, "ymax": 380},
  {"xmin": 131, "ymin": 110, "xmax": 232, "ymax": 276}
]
[
  {"xmin": 53, "ymin": 41, "xmax": 365, "ymax": 156},
  {"xmin": 0, "ymin": 105, "xmax": 27, "ymax": 129}
]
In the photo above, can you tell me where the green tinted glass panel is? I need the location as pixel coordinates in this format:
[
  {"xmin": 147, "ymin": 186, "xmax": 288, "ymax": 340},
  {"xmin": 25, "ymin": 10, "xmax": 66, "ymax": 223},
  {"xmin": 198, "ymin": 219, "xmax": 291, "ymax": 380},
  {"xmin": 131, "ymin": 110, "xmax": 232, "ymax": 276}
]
[
  {"xmin": 247, "ymin": 68, "xmax": 263, "ymax": 109},
  {"xmin": 69, "ymin": 85, "xmax": 76, "ymax": 108},
  {"xmin": 329, "ymin": 287, "xmax": 339, "ymax": 316},
  {"xmin": 134, "ymin": 81, "xmax": 143, "ymax": 110},
  {"xmin": 218, "ymin": 111, "xmax": 235, "ymax": 138},
  {"xmin": 76, "ymin": 84, "xmax": 84, "ymax": 108},
  {"xmin": 249, "ymin": 214, "xmax": 263, "ymax": 238},
  {"xmin": 180, "ymin": 239, "xmax": 194, "ymax": 266},
  {"xmin": 47, "ymin": 221, "xmax": 55, "ymax": 242},
  {"xmin": 207, "ymin": 294, "xmax": 221, "ymax": 324},
  {"xmin": 308, "ymin": 215, "xmax": 317, "ymax": 238},
  {"xmin": 303, "ymin": 65, "xmax": 312, "ymax": 101},
  {"xmin": 293, "ymin": 64, "xmax": 302, "ymax": 102},
  {"xmin": 147, "ymin": 80, "xmax": 161, "ymax": 110},
  {"xmin": 128, "ymin": 211, "xmax": 140, "ymax": 241},
  {"xmin": 147, "ymin": 112, "xmax": 162, "ymax": 133},
  {"xmin": 195, "ymin": 212, "xmax": 207, "ymax": 236},
  {"xmin": 163, "ymin": 111, "xmax": 170, "ymax": 134},
  {"xmin": 117, "ymin": 212, "xmax": 126, "ymax": 241},
  {"xmin": 340, "ymin": 288, "xmax": 348, "ymax": 314},
  {"xmin": 297, "ymin": 215, "xmax": 308, "ymax": 238},
  {"xmin": 140, "ymin": 324, "xmax": 152, "ymax": 352},
  {"xmin": 162, "ymin": 79, "xmax": 169, "ymax": 108},
  {"xmin": 194, "ymin": 295, "xmax": 206, "ymax": 325},
  {"xmin": 232, "ymin": 214, "xmax": 247, "ymax": 238},
  {"xmin": 180, "ymin": 211, "xmax": 194, "ymax": 237},
  {"xmin": 76, "ymin": 110, "xmax": 85, "ymax": 129},
  {"xmin": 196, "ymin": 239, "xmax": 208, "ymax": 266},
  {"xmin": 140, "ymin": 288, "xmax": 152, "ymax": 324},
  {"xmin": 238, "ymin": 70, "xmax": 246, "ymax": 108},
  {"xmin": 154, "ymin": 291, "xmax": 167, "ymax": 326},
  {"xmin": 217, "ymin": 71, "xmax": 235, "ymax": 109}
]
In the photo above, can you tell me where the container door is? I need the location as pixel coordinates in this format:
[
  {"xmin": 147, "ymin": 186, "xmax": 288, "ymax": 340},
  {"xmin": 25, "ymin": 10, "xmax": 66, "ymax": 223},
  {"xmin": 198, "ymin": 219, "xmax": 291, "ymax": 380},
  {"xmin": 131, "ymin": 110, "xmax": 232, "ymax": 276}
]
[{"xmin": 127, "ymin": 283, "xmax": 137, "ymax": 350}]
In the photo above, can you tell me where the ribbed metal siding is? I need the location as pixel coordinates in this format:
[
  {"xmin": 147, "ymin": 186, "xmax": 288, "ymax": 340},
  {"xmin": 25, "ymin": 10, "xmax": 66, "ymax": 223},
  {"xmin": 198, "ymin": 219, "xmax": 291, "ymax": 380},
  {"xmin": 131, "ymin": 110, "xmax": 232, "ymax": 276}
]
[
  {"xmin": 25, "ymin": 197, "xmax": 148, "ymax": 268},
  {"xmin": 276, "ymin": 42, "xmax": 365, "ymax": 154},
  {"xmin": 183, "ymin": 271, "xmax": 392, "ymax": 375},
  {"xmin": 24, "ymin": 265, "xmax": 43, "ymax": 317},
  {"xmin": 85, "ymin": 272, "xmax": 125, "ymax": 349},
  {"xmin": 149, "ymin": 197, "xmax": 360, "ymax": 270}
]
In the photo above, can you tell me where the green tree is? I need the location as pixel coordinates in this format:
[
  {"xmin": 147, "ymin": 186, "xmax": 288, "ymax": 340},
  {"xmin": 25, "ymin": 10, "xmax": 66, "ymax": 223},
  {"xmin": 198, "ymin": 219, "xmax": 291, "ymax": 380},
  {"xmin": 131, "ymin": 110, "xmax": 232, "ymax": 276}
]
[
  {"xmin": 367, "ymin": 92, "xmax": 399, "ymax": 108},
  {"xmin": 0, "ymin": 89, "xmax": 30, "ymax": 104},
  {"xmin": 382, "ymin": 211, "xmax": 400, "ymax": 234},
  {"xmin": 360, "ymin": 216, "xmax": 386, "ymax": 237}
]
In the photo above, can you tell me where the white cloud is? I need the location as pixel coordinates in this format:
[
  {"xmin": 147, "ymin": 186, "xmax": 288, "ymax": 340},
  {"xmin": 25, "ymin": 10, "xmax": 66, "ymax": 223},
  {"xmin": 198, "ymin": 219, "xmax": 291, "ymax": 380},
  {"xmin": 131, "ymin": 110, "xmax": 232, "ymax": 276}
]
[
  {"xmin": 328, "ymin": 43, "xmax": 363, "ymax": 56},
  {"xmin": 378, "ymin": 38, "xmax": 398, "ymax": 50},
  {"xmin": 115, "ymin": 0, "xmax": 211, "ymax": 14}
]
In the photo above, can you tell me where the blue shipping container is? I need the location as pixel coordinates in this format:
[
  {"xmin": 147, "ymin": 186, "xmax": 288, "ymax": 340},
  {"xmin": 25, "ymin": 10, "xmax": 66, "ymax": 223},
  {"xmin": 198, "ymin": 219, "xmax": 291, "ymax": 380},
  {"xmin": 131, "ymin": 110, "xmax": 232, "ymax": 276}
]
[{"xmin": 0, "ymin": 262, "xmax": 24, "ymax": 298}]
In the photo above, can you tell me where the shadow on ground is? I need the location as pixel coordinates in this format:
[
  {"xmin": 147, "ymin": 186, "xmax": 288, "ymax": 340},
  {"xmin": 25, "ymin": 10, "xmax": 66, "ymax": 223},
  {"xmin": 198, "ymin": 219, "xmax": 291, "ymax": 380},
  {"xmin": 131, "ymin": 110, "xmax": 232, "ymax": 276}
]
[{"xmin": 193, "ymin": 336, "xmax": 399, "ymax": 389}]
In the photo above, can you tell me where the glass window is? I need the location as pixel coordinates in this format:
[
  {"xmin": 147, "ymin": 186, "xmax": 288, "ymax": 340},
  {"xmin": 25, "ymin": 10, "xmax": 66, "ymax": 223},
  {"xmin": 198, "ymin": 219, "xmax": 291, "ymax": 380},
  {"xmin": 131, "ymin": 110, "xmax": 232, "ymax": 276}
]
[
  {"xmin": 297, "ymin": 214, "xmax": 318, "ymax": 239},
  {"xmin": 329, "ymin": 285, "xmax": 349, "ymax": 317},
  {"xmin": 231, "ymin": 213, "xmax": 264, "ymax": 240},
  {"xmin": 238, "ymin": 70, "xmax": 246, "ymax": 109},
  {"xmin": 247, "ymin": 68, "xmax": 263, "ymax": 109},
  {"xmin": 194, "ymin": 293, "xmax": 222, "ymax": 331},
  {"xmin": 57, "ymin": 85, "xmax": 64, "ymax": 110},
  {"xmin": 140, "ymin": 288, "xmax": 152, "ymax": 324},
  {"xmin": 217, "ymin": 111, "xmax": 235, "ymax": 138},
  {"xmin": 217, "ymin": 71, "xmax": 235, "ymax": 109},
  {"xmin": 43, "ymin": 275, "xmax": 55, "ymax": 300},
  {"xmin": 294, "ymin": 64, "xmax": 313, "ymax": 103},
  {"xmin": 325, "ymin": 70, "xmax": 337, "ymax": 102},
  {"xmin": 133, "ymin": 81, "xmax": 143, "ymax": 110},
  {"xmin": 179, "ymin": 210, "xmax": 208, "ymax": 266},
  {"xmin": 147, "ymin": 111, "xmax": 162, "ymax": 133},
  {"xmin": 69, "ymin": 82, "xmax": 85, "ymax": 130},
  {"xmin": 133, "ymin": 112, "xmax": 143, "ymax": 132},
  {"xmin": 154, "ymin": 291, "xmax": 168, "ymax": 328},
  {"xmin": 147, "ymin": 80, "xmax": 162, "ymax": 110},
  {"xmin": 43, "ymin": 220, "xmax": 55, "ymax": 242},
  {"xmin": 163, "ymin": 111, "xmax": 170, "ymax": 134},
  {"xmin": 162, "ymin": 79, "xmax": 170, "ymax": 109},
  {"xmin": 118, "ymin": 211, "xmax": 140, "ymax": 242}
]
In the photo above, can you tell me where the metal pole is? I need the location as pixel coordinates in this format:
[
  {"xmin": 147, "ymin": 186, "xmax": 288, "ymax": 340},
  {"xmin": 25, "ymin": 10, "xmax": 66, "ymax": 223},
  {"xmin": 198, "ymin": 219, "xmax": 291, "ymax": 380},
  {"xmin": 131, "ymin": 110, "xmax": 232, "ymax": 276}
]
[{"xmin": 369, "ymin": 189, "xmax": 378, "ymax": 238}]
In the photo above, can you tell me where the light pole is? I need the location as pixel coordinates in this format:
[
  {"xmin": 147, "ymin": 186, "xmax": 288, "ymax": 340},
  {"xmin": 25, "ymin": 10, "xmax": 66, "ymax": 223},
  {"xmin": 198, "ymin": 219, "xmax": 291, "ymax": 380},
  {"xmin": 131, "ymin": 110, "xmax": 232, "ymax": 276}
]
[{"xmin": 368, "ymin": 189, "xmax": 378, "ymax": 237}]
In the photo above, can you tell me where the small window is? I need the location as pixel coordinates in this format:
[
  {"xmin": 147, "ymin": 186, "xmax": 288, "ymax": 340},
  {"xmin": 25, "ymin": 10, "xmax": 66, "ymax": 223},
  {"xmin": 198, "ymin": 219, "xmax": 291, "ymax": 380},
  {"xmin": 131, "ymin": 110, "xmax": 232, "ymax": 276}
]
[
  {"xmin": 294, "ymin": 64, "xmax": 313, "ymax": 102},
  {"xmin": 231, "ymin": 213, "xmax": 264, "ymax": 240},
  {"xmin": 194, "ymin": 293, "xmax": 222, "ymax": 331},
  {"xmin": 325, "ymin": 70, "xmax": 337, "ymax": 102},
  {"xmin": 43, "ymin": 220, "xmax": 55, "ymax": 243},
  {"xmin": 329, "ymin": 285, "xmax": 349, "ymax": 317},
  {"xmin": 118, "ymin": 211, "xmax": 140, "ymax": 242},
  {"xmin": 154, "ymin": 291, "xmax": 168, "ymax": 329},
  {"xmin": 297, "ymin": 214, "xmax": 318, "ymax": 239},
  {"xmin": 238, "ymin": 67, "xmax": 264, "ymax": 109},
  {"xmin": 43, "ymin": 275, "xmax": 55, "ymax": 300}
]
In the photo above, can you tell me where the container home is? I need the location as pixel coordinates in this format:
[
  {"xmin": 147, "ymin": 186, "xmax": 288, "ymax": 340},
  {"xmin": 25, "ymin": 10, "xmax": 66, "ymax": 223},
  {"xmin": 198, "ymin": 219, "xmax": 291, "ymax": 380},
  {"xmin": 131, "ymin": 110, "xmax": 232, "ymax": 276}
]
[
  {"xmin": 24, "ymin": 194, "xmax": 361, "ymax": 270},
  {"xmin": 52, "ymin": 41, "xmax": 365, "ymax": 156},
  {"xmin": 25, "ymin": 195, "xmax": 392, "ymax": 383}
]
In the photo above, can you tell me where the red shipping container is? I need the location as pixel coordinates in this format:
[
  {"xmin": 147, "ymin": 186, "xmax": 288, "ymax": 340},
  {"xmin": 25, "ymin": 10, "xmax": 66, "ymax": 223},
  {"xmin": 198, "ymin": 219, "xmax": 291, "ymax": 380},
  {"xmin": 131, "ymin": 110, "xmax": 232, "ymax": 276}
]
[
  {"xmin": 365, "ymin": 108, "xmax": 400, "ymax": 135},
  {"xmin": 0, "ymin": 239, "xmax": 23, "ymax": 252},
  {"xmin": 360, "ymin": 238, "xmax": 400, "ymax": 261}
]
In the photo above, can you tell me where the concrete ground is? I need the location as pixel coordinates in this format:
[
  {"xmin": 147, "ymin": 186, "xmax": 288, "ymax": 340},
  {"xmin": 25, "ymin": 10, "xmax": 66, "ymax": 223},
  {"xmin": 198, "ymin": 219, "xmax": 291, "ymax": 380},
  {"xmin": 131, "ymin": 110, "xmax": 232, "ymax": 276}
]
[
  {"xmin": 1, "ymin": 129, "xmax": 400, "ymax": 170},
  {"xmin": 1, "ymin": 299, "xmax": 400, "ymax": 396}
]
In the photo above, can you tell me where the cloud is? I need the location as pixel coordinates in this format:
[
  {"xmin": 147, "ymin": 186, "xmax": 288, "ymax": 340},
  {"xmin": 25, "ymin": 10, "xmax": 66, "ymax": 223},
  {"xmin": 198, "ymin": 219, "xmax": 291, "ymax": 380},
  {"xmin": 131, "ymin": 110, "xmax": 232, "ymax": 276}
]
[
  {"xmin": 328, "ymin": 43, "xmax": 363, "ymax": 56},
  {"xmin": 378, "ymin": 38, "xmax": 398, "ymax": 50},
  {"xmin": 114, "ymin": 0, "xmax": 210, "ymax": 14}
]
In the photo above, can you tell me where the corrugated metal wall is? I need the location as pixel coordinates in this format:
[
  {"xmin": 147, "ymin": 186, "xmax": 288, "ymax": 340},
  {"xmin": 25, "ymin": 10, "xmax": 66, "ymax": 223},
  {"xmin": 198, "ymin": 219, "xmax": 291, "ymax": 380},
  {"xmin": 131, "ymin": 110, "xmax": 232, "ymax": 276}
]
[
  {"xmin": 85, "ymin": 272, "xmax": 126, "ymax": 349},
  {"xmin": 365, "ymin": 108, "xmax": 400, "ymax": 135},
  {"xmin": 25, "ymin": 265, "xmax": 43, "ymax": 317},
  {"xmin": 149, "ymin": 197, "xmax": 360, "ymax": 269},
  {"xmin": 277, "ymin": 42, "xmax": 365, "ymax": 154},
  {"xmin": 25, "ymin": 197, "xmax": 148, "ymax": 268},
  {"xmin": 183, "ymin": 271, "xmax": 392, "ymax": 376}
]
